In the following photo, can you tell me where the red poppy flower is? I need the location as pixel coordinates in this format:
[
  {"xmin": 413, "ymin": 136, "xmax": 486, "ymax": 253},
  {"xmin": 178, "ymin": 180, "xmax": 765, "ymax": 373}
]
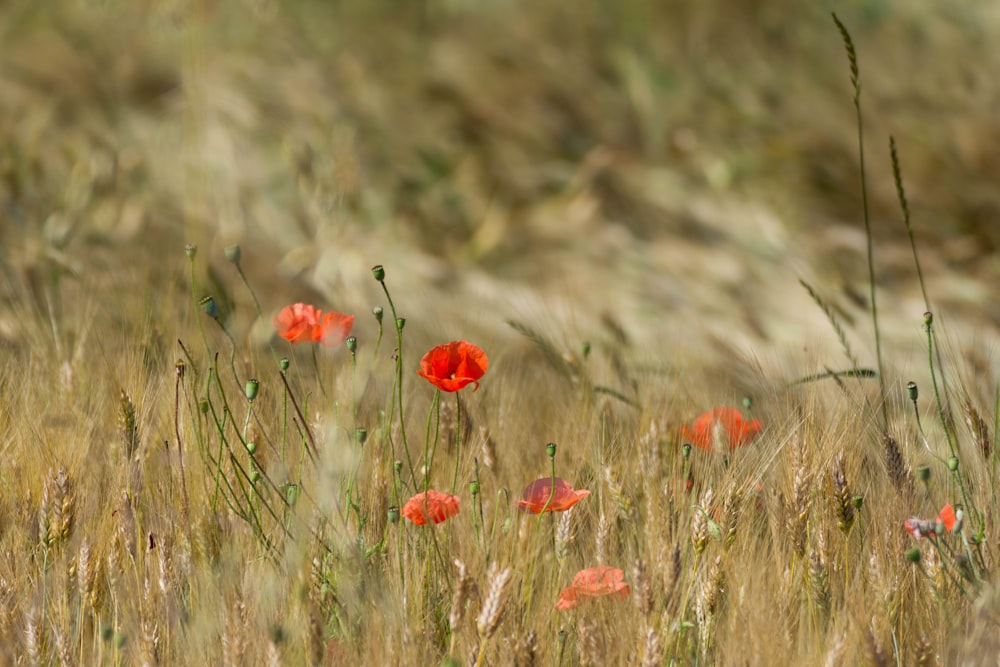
[
  {"xmin": 681, "ymin": 407, "xmax": 762, "ymax": 452},
  {"xmin": 555, "ymin": 566, "xmax": 631, "ymax": 611},
  {"xmin": 401, "ymin": 490, "xmax": 460, "ymax": 525},
  {"xmin": 516, "ymin": 477, "xmax": 590, "ymax": 513},
  {"xmin": 416, "ymin": 341, "xmax": 488, "ymax": 392},
  {"xmin": 904, "ymin": 504, "xmax": 959, "ymax": 539},
  {"xmin": 274, "ymin": 303, "xmax": 354, "ymax": 348}
]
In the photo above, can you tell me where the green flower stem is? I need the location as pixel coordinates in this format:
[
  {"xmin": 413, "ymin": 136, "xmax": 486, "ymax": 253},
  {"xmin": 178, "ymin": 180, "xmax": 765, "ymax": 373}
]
[
  {"xmin": 450, "ymin": 393, "xmax": 462, "ymax": 495},
  {"xmin": 424, "ymin": 389, "xmax": 441, "ymax": 491}
]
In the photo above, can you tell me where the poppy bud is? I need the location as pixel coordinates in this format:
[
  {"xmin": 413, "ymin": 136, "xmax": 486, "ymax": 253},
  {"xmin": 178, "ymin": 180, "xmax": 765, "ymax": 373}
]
[
  {"xmin": 395, "ymin": 317, "xmax": 406, "ymax": 331},
  {"xmin": 682, "ymin": 444, "xmax": 692, "ymax": 460},
  {"xmin": 246, "ymin": 441, "xmax": 257, "ymax": 455},
  {"xmin": 581, "ymin": 341, "xmax": 591, "ymax": 360},
  {"xmin": 250, "ymin": 470, "xmax": 261, "ymax": 484},
  {"xmin": 852, "ymin": 496, "xmax": 864, "ymax": 510},
  {"xmin": 279, "ymin": 357, "xmax": 290, "ymax": 372},
  {"xmin": 346, "ymin": 336, "xmax": 357, "ymax": 354},
  {"xmin": 907, "ymin": 381, "xmax": 918, "ymax": 402},
  {"xmin": 470, "ymin": 480, "xmax": 480, "ymax": 496},
  {"xmin": 224, "ymin": 244, "xmax": 242, "ymax": 264},
  {"xmin": 372, "ymin": 265, "xmax": 385, "ymax": 282},
  {"xmin": 393, "ymin": 460, "xmax": 403, "ymax": 475},
  {"xmin": 387, "ymin": 506, "xmax": 400, "ymax": 524},
  {"xmin": 373, "ymin": 306, "xmax": 384, "ymax": 322},
  {"xmin": 935, "ymin": 519, "xmax": 946, "ymax": 536},
  {"xmin": 184, "ymin": 243, "xmax": 197, "ymax": 259},
  {"xmin": 948, "ymin": 457, "xmax": 959, "ymax": 472},
  {"xmin": 101, "ymin": 626, "xmax": 113, "ymax": 642},
  {"xmin": 245, "ymin": 378, "xmax": 260, "ymax": 401},
  {"xmin": 199, "ymin": 399, "xmax": 210, "ymax": 414},
  {"xmin": 114, "ymin": 633, "xmax": 126, "ymax": 649},
  {"xmin": 546, "ymin": 442, "xmax": 557, "ymax": 459},
  {"xmin": 905, "ymin": 547, "xmax": 921, "ymax": 564},
  {"xmin": 954, "ymin": 507, "xmax": 964, "ymax": 533},
  {"xmin": 923, "ymin": 311, "xmax": 933, "ymax": 326},
  {"xmin": 917, "ymin": 465, "xmax": 930, "ymax": 483},
  {"xmin": 199, "ymin": 295, "xmax": 219, "ymax": 319},
  {"xmin": 743, "ymin": 396, "xmax": 752, "ymax": 410},
  {"xmin": 355, "ymin": 428, "xmax": 368, "ymax": 445},
  {"xmin": 286, "ymin": 484, "xmax": 299, "ymax": 506}
]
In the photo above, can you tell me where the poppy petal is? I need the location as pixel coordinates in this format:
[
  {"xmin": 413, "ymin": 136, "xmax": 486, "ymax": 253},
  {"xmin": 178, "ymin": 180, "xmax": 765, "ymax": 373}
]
[
  {"xmin": 417, "ymin": 341, "xmax": 488, "ymax": 392},
  {"xmin": 555, "ymin": 566, "xmax": 630, "ymax": 611},
  {"xmin": 401, "ymin": 490, "xmax": 460, "ymax": 525},
  {"xmin": 516, "ymin": 477, "xmax": 590, "ymax": 513}
]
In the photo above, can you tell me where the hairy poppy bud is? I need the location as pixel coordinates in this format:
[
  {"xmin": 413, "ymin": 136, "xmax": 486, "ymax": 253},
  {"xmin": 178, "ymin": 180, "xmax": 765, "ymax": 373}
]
[
  {"xmin": 546, "ymin": 442, "xmax": 557, "ymax": 459},
  {"xmin": 199, "ymin": 295, "xmax": 219, "ymax": 319},
  {"xmin": 346, "ymin": 336, "xmax": 357, "ymax": 354},
  {"xmin": 372, "ymin": 265, "xmax": 385, "ymax": 282},
  {"xmin": 682, "ymin": 443, "xmax": 692, "ymax": 459},
  {"xmin": 917, "ymin": 465, "xmax": 930, "ymax": 483},
  {"xmin": 907, "ymin": 381, "xmax": 918, "ymax": 402},
  {"xmin": 470, "ymin": 480, "xmax": 480, "ymax": 496},
  {"xmin": 279, "ymin": 357, "xmax": 290, "ymax": 372},
  {"xmin": 184, "ymin": 243, "xmax": 197, "ymax": 259},
  {"xmin": 244, "ymin": 378, "xmax": 260, "ymax": 401},
  {"xmin": 250, "ymin": 470, "xmax": 261, "ymax": 484},
  {"xmin": 199, "ymin": 399, "xmax": 210, "ymax": 414},
  {"xmin": 581, "ymin": 341, "xmax": 591, "ymax": 360},
  {"xmin": 286, "ymin": 484, "xmax": 299, "ymax": 506},
  {"xmin": 948, "ymin": 457, "xmax": 959, "ymax": 472},
  {"xmin": 373, "ymin": 306, "xmax": 384, "ymax": 322},
  {"xmin": 387, "ymin": 506, "xmax": 400, "ymax": 524},
  {"xmin": 246, "ymin": 441, "xmax": 257, "ymax": 455},
  {"xmin": 852, "ymin": 496, "xmax": 863, "ymax": 510},
  {"xmin": 393, "ymin": 460, "xmax": 403, "ymax": 475},
  {"xmin": 355, "ymin": 428, "xmax": 368, "ymax": 445},
  {"xmin": 224, "ymin": 244, "xmax": 242, "ymax": 264},
  {"xmin": 395, "ymin": 317, "xmax": 406, "ymax": 331},
  {"xmin": 923, "ymin": 311, "xmax": 933, "ymax": 326},
  {"xmin": 905, "ymin": 547, "xmax": 921, "ymax": 564}
]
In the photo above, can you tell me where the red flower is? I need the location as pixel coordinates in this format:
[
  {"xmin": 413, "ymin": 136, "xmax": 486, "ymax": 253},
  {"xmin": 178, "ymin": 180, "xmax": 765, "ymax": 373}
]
[
  {"xmin": 401, "ymin": 490, "xmax": 460, "ymax": 525},
  {"xmin": 516, "ymin": 477, "xmax": 590, "ymax": 513},
  {"xmin": 681, "ymin": 407, "xmax": 762, "ymax": 452},
  {"xmin": 274, "ymin": 303, "xmax": 354, "ymax": 348},
  {"xmin": 904, "ymin": 504, "xmax": 959, "ymax": 539},
  {"xmin": 417, "ymin": 341, "xmax": 488, "ymax": 392},
  {"xmin": 555, "ymin": 566, "xmax": 631, "ymax": 611}
]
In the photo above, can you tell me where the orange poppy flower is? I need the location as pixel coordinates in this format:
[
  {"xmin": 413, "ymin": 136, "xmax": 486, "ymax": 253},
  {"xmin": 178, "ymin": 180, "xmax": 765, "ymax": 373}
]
[
  {"xmin": 516, "ymin": 477, "xmax": 590, "ymax": 513},
  {"xmin": 904, "ymin": 504, "xmax": 960, "ymax": 539},
  {"xmin": 416, "ymin": 341, "xmax": 488, "ymax": 392},
  {"xmin": 274, "ymin": 303, "xmax": 354, "ymax": 348},
  {"xmin": 681, "ymin": 407, "xmax": 762, "ymax": 452},
  {"xmin": 401, "ymin": 490, "xmax": 460, "ymax": 525},
  {"xmin": 555, "ymin": 566, "xmax": 631, "ymax": 611}
]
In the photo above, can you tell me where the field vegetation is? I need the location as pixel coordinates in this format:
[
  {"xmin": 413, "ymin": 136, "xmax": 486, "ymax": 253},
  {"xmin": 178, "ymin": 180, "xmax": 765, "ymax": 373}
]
[{"xmin": 1, "ymin": 1, "xmax": 999, "ymax": 665}]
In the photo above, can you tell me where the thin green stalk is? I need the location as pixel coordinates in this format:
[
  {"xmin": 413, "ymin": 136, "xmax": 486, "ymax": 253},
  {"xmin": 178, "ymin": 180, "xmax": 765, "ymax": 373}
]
[
  {"xmin": 523, "ymin": 447, "xmax": 559, "ymax": 616},
  {"xmin": 424, "ymin": 389, "xmax": 442, "ymax": 490},
  {"xmin": 892, "ymin": 136, "xmax": 955, "ymax": 436},
  {"xmin": 374, "ymin": 266, "xmax": 419, "ymax": 488},
  {"xmin": 451, "ymin": 392, "xmax": 462, "ymax": 495},
  {"xmin": 833, "ymin": 13, "xmax": 888, "ymax": 432}
]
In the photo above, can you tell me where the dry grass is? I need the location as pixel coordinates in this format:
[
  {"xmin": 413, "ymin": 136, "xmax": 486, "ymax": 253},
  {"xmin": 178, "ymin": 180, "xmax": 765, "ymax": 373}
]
[{"xmin": 2, "ymin": 0, "xmax": 1000, "ymax": 665}]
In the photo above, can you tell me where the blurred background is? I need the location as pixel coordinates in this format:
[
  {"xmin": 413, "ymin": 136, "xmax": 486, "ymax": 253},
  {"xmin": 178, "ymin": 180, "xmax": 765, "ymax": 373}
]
[{"xmin": 1, "ymin": 0, "xmax": 998, "ymax": 380}]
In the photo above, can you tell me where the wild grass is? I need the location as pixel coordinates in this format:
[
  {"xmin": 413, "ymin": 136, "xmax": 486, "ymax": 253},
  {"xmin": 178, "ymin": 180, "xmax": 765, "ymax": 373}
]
[{"xmin": 2, "ymin": 1, "xmax": 1000, "ymax": 666}]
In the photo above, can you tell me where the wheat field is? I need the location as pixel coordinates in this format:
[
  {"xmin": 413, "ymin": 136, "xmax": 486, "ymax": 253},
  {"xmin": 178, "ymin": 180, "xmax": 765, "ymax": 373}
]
[{"xmin": 2, "ymin": 1, "xmax": 999, "ymax": 665}]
